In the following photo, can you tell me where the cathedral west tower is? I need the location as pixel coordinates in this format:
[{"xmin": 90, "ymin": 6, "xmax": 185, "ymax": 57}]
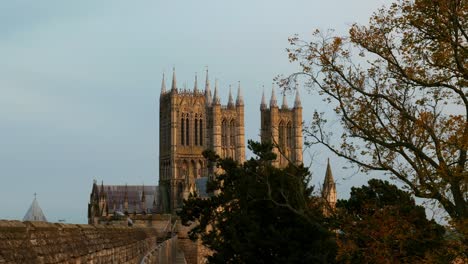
[{"xmin": 260, "ymin": 86, "xmax": 303, "ymax": 167}]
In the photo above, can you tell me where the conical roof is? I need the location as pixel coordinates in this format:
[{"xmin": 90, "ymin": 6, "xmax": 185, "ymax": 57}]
[
  {"xmin": 322, "ymin": 159, "xmax": 336, "ymax": 196},
  {"xmin": 23, "ymin": 196, "xmax": 47, "ymax": 222}
]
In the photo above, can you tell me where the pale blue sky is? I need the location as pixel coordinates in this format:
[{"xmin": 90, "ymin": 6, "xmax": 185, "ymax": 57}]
[{"xmin": 0, "ymin": 0, "xmax": 392, "ymax": 223}]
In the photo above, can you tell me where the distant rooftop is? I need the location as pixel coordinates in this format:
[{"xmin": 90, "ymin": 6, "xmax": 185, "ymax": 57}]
[{"xmin": 23, "ymin": 196, "xmax": 47, "ymax": 222}]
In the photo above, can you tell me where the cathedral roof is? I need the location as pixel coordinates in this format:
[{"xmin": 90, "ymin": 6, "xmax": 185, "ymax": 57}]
[
  {"xmin": 23, "ymin": 196, "xmax": 47, "ymax": 222},
  {"xmin": 94, "ymin": 185, "xmax": 158, "ymax": 214},
  {"xmin": 195, "ymin": 177, "xmax": 209, "ymax": 198}
]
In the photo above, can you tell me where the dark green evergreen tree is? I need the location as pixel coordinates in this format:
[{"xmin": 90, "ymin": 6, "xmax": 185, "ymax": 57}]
[{"xmin": 179, "ymin": 141, "xmax": 336, "ymax": 264}]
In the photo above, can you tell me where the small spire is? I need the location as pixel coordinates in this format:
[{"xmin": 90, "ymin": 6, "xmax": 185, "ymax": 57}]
[
  {"xmin": 294, "ymin": 87, "xmax": 302, "ymax": 108},
  {"xmin": 171, "ymin": 67, "xmax": 177, "ymax": 92},
  {"xmin": 213, "ymin": 79, "xmax": 220, "ymax": 105},
  {"xmin": 236, "ymin": 81, "xmax": 244, "ymax": 106},
  {"xmin": 260, "ymin": 86, "xmax": 267, "ymax": 110},
  {"xmin": 100, "ymin": 181, "xmax": 106, "ymax": 198},
  {"xmin": 161, "ymin": 73, "xmax": 166, "ymax": 94},
  {"xmin": 141, "ymin": 184, "xmax": 146, "ymax": 202},
  {"xmin": 205, "ymin": 69, "xmax": 212, "ymax": 106},
  {"xmin": 227, "ymin": 85, "xmax": 234, "ymax": 107},
  {"xmin": 281, "ymin": 92, "xmax": 288, "ymax": 109},
  {"xmin": 323, "ymin": 158, "xmax": 335, "ymax": 188},
  {"xmin": 270, "ymin": 84, "xmax": 277, "ymax": 107},
  {"xmin": 194, "ymin": 73, "xmax": 198, "ymax": 93}
]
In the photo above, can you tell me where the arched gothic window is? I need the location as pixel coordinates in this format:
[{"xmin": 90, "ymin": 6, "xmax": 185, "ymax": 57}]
[
  {"xmin": 181, "ymin": 116, "xmax": 185, "ymax": 145},
  {"xmin": 221, "ymin": 119, "xmax": 227, "ymax": 157},
  {"xmin": 186, "ymin": 118, "xmax": 190, "ymax": 145},
  {"xmin": 230, "ymin": 120, "xmax": 236, "ymax": 158},
  {"xmin": 279, "ymin": 121, "xmax": 285, "ymax": 147},
  {"xmin": 195, "ymin": 119, "xmax": 198, "ymax": 146},
  {"xmin": 199, "ymin": 119, "xmax": 203, "ymax": 146},
  {"xmin": 287, "ymin": 122, "xmax": 293, "ymax": 148}
]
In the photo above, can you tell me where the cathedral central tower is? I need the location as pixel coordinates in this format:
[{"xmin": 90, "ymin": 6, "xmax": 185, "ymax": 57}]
[{"xmin": 159, "ymin": 69, "xmax": 245, "ymax": 212}]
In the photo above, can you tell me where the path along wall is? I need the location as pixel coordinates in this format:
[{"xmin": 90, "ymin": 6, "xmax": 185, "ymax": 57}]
[{"xmin": 0, "ymin": 220, "xmax": 158, "ymax": 264}]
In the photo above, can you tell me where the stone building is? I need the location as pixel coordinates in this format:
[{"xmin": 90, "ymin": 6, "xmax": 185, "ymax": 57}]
[
  {"xmin": 88, "ymin": 68, "xmax": 336, "ymax": 217},
  {"xmin": 260, "ymin": 86, "xmax": 303, "ymax": 167},
  {"xmin": 88, "ymin": 180, "xmax": 158, "ymax": 225},
  {"xmin": 158, "ymin": 69, "xmax": 245, "ymax": 212}
]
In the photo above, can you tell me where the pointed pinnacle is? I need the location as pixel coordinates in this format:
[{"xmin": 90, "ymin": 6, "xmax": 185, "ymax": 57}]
[
  {"xmin": 270, "ymin": 84, "xmax": 277, "ymax": 107},
  {"xmin": 236, "ymin": 81, "xmax": 244, "ymax": 106},
  {"xmin": 213, "ymin": 79, "xmax": 220, "ymax": 105},
  {"xmin": 205, "ymin": 69, "xmax": 212, "ymax": 106},
  {"xmin": 324, "ymin": 158, "xmax": 335, "ymax": 186},
  {"xmin": 260, "ymin": 86, "xmax": 267, "ymax": 109},
  {"xmin": 228, "ymin": 85, "xmax": 234, "ymax": 107},
  {"xmin": 294, "ymin": 87, "xmax": 302, "ymax": 108},
  {"xmin": 281, "ymin": 92, "xmax": 288, "ymax": 109},
  {"xmin": 161, "ymin": 73, "xmax": 166, "ymax": 94},
  {"xmin": 194, "ymin": 73, "xmax": 198, "ymax": 92},
  {"xmin": 171, "ymin": 67, "xmax": 177, "ymax": 91}
]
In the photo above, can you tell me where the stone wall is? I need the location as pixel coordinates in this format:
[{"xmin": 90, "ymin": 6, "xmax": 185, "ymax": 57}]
[
  {"xmin": 177, "ymin": 224, "xmax": 211, "ymax": 264},
  {"xmin": 141, "ymin": 236, "xmax": 182, "ymax": 264},
  {"xmin": 0, "ymin": 220, "xmax": 158, "ymax": 264}
]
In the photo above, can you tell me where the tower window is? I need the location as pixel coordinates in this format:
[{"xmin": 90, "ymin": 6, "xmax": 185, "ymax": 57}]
[
  {"xmin": 181, "ymin": 117, "xmax": 185, "ymax": 145},
  {"xmin": 186, "ymin": 118, "xmax": 190, "ymax": 145},
  {"xmin": 287, "ymin": 122, "xmax": 293, "ymax": 148},
  {"xmin": 199, "ymin": 119, "xmax": 203, "ymax": 146},
  {"xmin": 230, "ymin": 120, "xmax": 236, "ymax": 158},
  {"xmin": 195, "ymin": 119, "xmax": 198, "ymax": 145}
]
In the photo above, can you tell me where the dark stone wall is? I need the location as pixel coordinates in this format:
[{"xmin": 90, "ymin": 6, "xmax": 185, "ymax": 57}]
[
  {"xmin": 177, "ymin": 224, "xmax": 211, "ymax": 264},
  {"xmin": 0, "ymin": 220, "xmax": 158, "ymax": 264}
]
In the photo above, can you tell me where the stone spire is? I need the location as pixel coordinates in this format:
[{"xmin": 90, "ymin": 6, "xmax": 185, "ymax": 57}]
[
  {"xmin": 161, "ymin": 73, "xmax": 166, "ymax": 94},
  {"xmin": 193, "ymin": 73, "xmax": 198, "ymax": 93},
  {"xmin": 281, "ymin": 92, "xmax": 288, "ymax": 109},
  {"xmin": 323, "ymin": 159, "xmax": 335, "ymax": 188},
  {"xmin": 205, "ymin": 69, "xmax": 212, "ymax": 106},
  {"xmin": 100, "ymin": 181, "xmax": 106, "ymax": 199},
  {"xmin": 294, "ymin": 87, "xmax": 302, "ymax": 108},
  {"xmin": 227, "ymin": 85, "xmax": 234, "ymax": 108},
  {"xmin": 236, "ymin": 81, "xmax": 244, "ymax": 106},
  {"xmin": 270, "ymin": 84, "xmax": 277, "ymax": 107},
  {"xmin": 213, "ymin": 79, "xmax": 220, "ymax": 105},
  {"xmin": 322, "ymin": 158, "xmax": 337, "ymax": 215},
  {"xmin": 171, "ymin": 68, "xmax": 177, "ymax": 92},
  {"xmin": 260, "ymin": 86, "xmax": 267, "ymax": 110}
]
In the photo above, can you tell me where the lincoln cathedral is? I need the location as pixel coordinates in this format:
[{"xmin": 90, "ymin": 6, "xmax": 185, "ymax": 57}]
[{"xmin": 88, "ymin": 69, "xmax": 336, "ymax": 224}]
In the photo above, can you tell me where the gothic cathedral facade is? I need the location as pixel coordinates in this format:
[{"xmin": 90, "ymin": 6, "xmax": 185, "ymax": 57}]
[
  {"xmin": 159, "ymin": 70, "xmax": 246, "ymax": 212},
  {"xmin": 158, "ymin": 69, "xmax": 313, "ymax": 213}
]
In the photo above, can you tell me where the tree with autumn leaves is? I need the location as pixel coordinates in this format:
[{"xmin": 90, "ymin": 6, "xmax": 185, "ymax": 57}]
[
  {"xmin": 335, "ymin": 179, "xmax": 450, "ymax": 263},
  {"xmin": 285, "ymin": 0, "xmax": 467, "ymax": 233}
]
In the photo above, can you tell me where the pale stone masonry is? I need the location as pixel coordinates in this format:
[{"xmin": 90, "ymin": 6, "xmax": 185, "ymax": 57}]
[
  {"xmin": 260, "ymin": 86, "xmax": 303, "ymax": 167},
  {"xmin": 158, "ymin": 69, "xmax": 246, "ymax": 212}
]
